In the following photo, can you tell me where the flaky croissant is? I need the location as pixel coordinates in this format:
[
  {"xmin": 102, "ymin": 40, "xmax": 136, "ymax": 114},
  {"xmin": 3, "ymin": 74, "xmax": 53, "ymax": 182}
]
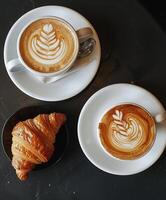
[{"xmin": 11, "ymin": 113, "xmax": 66, "ymax": 181}]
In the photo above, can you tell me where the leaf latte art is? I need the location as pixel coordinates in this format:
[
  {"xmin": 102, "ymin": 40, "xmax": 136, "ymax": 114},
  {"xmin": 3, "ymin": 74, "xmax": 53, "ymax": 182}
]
[
  {"xmin": 19, "ymin": 18, "xmax": 76, "ymax": 73},
  {"xmin": 30, "ymin": 24, "xmax": 67, "ymax": 65},
  {"xmin": 111, "ymin": 110, "xmax": 143, "ymax": 150},
  {"xmin": 99, "ymin": 104, "xmax": 156, "ymax": 160}
]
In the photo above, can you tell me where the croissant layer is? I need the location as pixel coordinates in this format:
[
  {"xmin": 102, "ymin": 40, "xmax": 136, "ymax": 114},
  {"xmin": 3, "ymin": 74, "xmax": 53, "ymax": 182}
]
[{"xmin": 11, "ymin": 113, "xmax": 66, "ymax": 181}]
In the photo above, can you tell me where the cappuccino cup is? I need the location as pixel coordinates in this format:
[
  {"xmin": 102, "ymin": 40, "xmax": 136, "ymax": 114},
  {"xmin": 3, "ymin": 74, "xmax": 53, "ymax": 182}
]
[
  {"xmin": 7, "ymin": 16, "xmax": 95, "ymax": 78},
  {"xmin": 98, "ymin": 103, "xmax": 166, "ymax": 160}
]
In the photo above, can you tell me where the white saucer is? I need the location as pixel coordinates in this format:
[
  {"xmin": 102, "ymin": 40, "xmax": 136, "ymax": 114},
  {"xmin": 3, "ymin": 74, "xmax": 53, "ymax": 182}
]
[
  {"xmin": 4, "ymin": 6, "xmax": 101, "ymax": 101},
  {"xmin": 78, "ymin": 83, "xmax": 166, "ymax": 175}
]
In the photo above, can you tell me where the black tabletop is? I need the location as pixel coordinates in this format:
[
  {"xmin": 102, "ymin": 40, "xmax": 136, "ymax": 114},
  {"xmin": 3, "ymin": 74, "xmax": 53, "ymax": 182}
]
[{"xmin": 1, "ymin": 0, "xmax": 166, "ymax": 199}]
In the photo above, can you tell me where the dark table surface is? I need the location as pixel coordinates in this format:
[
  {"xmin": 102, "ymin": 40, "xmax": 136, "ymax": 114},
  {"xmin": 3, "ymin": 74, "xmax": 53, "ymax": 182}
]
[{"xmin": 1, "ymin": 0, "xmax": 166, "ymax": 199}]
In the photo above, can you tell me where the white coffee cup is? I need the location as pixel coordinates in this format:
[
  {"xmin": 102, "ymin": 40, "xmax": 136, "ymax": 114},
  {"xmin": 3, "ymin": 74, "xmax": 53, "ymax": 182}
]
[
  {"xmin": 6, "ymin": 16, "xmax": 95, "ymax": 78},
  {"xmin": 98, "ymin": 102, "xmax": 166, "ymax": 160}
]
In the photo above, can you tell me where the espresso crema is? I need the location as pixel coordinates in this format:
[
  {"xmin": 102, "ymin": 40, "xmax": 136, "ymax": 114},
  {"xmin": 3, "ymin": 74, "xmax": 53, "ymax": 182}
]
[
  {"xmin": 19, "ymin": 18, "xmax": 77, "ymax": 73},
  {"xmin": 99, "ymin": 104, "xmax": 156, "ymax": 160}
]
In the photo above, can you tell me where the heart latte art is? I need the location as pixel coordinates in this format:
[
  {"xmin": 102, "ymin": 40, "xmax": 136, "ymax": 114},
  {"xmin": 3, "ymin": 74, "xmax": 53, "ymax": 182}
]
[
  {"xmin": 19, "ymin": 18, "xmax": 77, "ymax": 73},
  {"xmin": 99, "ymin": 104, "xmax": 156, "ymax": 160},
  {"xmin": 30, "ymin": 24, "xmax": 67, "ymax": 65}
]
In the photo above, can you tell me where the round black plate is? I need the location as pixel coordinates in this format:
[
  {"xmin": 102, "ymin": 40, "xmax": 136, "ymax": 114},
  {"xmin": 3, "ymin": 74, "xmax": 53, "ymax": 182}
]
[{"xmin": 1, "ymin": 105, "xmax": 69, "ymax": 170}]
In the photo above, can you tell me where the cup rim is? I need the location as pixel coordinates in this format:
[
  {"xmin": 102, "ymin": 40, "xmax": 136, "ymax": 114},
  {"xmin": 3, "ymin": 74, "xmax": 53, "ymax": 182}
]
[
  {"xmin": 98, "ymin": 102, "xmax": 157, "ymax": 161},
  {"xmin": 17, "ymin": 16, "xmax": 79, "ymax": 76}
]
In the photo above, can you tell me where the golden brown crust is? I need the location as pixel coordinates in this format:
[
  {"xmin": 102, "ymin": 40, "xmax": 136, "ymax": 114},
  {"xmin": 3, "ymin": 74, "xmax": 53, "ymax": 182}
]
[{"xmin": 11, "ymin": 113, "xmax": 66, "ymax": 181}]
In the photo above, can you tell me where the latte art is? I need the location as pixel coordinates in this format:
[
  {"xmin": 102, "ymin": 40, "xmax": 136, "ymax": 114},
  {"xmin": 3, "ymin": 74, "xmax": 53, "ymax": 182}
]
[
  {"xmin": 19, "ymin": 18, "xmax": 77, "ymax": 73},
  {"xmin": 99, "ymin": 104, "xmax": 156, "ymax": 160},
  {"xmin": 111, "ymin": 110, "xmax": 143, "ymax": 150},
  {"xmin": 30, "ymin": 24, "xmax": 67, "ymax": 65}
]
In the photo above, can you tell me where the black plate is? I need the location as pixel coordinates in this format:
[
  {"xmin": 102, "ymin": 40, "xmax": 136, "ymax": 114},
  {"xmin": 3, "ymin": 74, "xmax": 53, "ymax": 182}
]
[{"xmin": 1, "ymin": 105, "xmax": 69, "ymax": 170}]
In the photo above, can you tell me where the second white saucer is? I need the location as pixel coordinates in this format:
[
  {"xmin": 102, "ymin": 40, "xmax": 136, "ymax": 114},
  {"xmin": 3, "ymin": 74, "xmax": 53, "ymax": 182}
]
[{"xmin": 78, "ymin": 84, "xmax": 166, "ymax": 175}]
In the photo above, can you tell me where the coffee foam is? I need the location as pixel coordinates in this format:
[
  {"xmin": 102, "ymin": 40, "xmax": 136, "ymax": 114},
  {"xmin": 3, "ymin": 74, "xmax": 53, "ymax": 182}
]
[
  {"xmin": 110, "ymin": 111, "xmax": 144, "ymax": 150},
  {"xmin": 99, "ymin": 104, "xmax": 155, "ymax": 160},
  {"xmin": 19, "ymin": 18, "xmax": 76, "ymax": 73}
]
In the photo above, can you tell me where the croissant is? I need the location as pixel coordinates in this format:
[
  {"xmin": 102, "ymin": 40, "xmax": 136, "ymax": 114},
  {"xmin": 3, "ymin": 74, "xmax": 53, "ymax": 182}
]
[{"xmin": 11, "ymin": 112, "xmax": 66, "ymax": 181}]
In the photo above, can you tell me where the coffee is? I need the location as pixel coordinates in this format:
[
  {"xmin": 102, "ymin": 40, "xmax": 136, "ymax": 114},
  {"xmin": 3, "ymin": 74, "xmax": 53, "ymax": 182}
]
[
  {"xmin": 99, "ymin": 104, "xmax": 156, "ymax": 160},
  {"xmin": 19, "ymin": 18, "xmax": 77, "ymax": 73}
]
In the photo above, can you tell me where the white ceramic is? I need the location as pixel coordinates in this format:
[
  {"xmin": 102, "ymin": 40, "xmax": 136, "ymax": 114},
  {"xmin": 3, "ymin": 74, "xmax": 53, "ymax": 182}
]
[
  {"xmin": 7, "ymin": 16, "xmax": 94, "ymax": 78},
  {"xmin": 4, "ymin": 6, "xmax": 101, "ymax": 101},
  {"xmin": 78, "ymin": 83, "xmax": 166, "ymax": 175},
  {"xmin": 7, "ymin": 16, "xmax": 79, "ymax": 77}
]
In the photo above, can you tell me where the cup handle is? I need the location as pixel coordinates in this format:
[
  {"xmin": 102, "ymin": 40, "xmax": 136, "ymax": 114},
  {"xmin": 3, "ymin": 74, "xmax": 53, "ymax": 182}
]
[
  {"xmin": 7, "ymin": 58, "xmax": 25, "ymax": 72},
  {"xmin": 154, "ymin": 112, "xmax": 166, "ymax": 123},
  {"xmin": 76, "ymin": 27, "xmax": 93, "ymax": 42}
]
